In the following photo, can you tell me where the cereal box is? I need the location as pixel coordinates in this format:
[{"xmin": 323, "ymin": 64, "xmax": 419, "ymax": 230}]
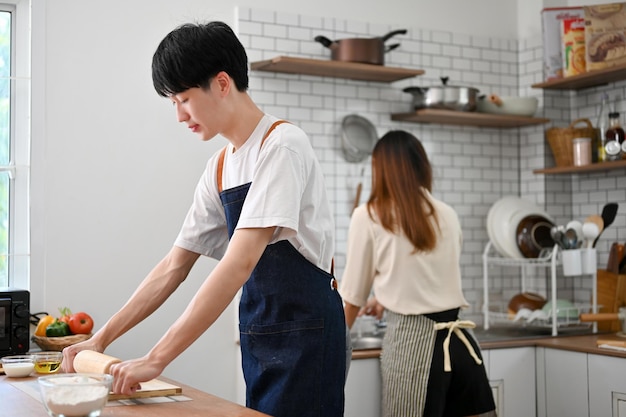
[
  {"xmin": 562, "ymin": 18, "xmax": 586, "ymax": 77},
  {"xmin": 584, "ymin": 3, "xmax": 626, "ymax": 71},
  {"xmin": 542, "ymin": 7, "xmax": 585, "ymax": 80}
]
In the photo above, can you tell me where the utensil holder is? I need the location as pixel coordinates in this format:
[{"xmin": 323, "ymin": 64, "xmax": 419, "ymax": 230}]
[
  {"xmin": 562, "ymin": 249, "xmax": 582, "ymax": 276},
  {"xmin": 581, "ymin": 248, "xmax": 597, "ymax": 274}
]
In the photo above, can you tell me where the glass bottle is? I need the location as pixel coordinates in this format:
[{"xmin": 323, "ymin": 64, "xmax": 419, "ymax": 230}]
[
  {"xmin": 596, "ymin": 93, "xmax": 609, "ymax": 162},
  {"xmin": 604, "ymin": 111, "xmax": 625, "ymax": 161}
]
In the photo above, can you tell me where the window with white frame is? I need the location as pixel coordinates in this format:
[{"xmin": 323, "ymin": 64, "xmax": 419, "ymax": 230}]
[{"xmin": 0, "ymin": 1, "xmax": 30, "ymax": 289}]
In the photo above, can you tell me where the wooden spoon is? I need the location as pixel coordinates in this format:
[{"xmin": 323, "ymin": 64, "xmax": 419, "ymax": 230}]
[
  {"xmin": 585, "ymin": 214, "xmax": 604, "ymax": 234},
  {"xmin": 352, "ymin": 182, "xmax": 362, "ymax": 214},
  {"xmin": 593, "ymin": 203, "xmax": 618, "ymax": 247},
  {"xmin": 582, "ymin": 222, "xmax": 600, "ymax": 249}
]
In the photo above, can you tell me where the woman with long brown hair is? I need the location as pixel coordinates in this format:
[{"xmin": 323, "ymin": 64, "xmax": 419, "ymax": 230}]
[{"xmin": 340, "ymin": 130, "xmax": 496, "ymax": 417}]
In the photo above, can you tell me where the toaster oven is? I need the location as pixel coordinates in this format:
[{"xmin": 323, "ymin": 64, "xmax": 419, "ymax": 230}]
[{"xmin": 0, "ymin": 287, "xmax": 30, "ymax": 357}]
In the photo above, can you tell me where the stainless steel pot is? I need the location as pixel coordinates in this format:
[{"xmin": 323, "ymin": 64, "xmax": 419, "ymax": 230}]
[
  {"xmin": 314, "ymin": 29, "xmax": 407, "ymax": 65},
  {"xmin": 403, "ymin": 77, "xmax": 480, "ymax": 112}
]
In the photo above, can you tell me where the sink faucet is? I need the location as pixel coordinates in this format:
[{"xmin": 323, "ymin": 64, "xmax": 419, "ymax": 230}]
[{"xmin": 372, "ymin": 318, "xmax": 387, "ymax": 336}]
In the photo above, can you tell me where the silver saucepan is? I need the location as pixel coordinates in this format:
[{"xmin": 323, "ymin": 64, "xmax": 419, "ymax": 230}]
[{"xmin": 403, "ymin": 77, "xmax": 480, "ymax": 112}]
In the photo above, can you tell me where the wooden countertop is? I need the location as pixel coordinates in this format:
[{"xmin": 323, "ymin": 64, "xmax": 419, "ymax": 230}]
[
  {"xmin": 0, "ymin": 374, "xmax": 269, "ymax": 417},
  {"xmin": 351, "ymin": 333, "xmax": 626, "ymax": 360},
  {"xmin": 480, "ymin": 333, "xmax": 626, "ymax": 358}
]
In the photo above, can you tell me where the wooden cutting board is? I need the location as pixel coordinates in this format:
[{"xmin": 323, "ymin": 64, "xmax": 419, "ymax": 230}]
[
  {"xmin": 69, "ymin": 350, "xmax": 183, "ymax": 400},
  {"xmin": 108, "ymin": 378, "xmax": 183, "ymax": 400}
]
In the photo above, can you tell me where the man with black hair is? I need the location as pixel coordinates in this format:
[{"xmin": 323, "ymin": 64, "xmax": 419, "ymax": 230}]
[{"xmin": 63, "ymin": 21, "xmax": 346, "ymax": 417}]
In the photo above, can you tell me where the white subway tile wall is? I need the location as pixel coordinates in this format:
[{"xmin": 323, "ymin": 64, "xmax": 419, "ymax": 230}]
[{"xmin": 238, "ymin": 7, "xmax": 626, "ymax": 324}]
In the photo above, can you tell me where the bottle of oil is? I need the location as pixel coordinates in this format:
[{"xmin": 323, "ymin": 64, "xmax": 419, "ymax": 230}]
[
  {"xmin": 596, "ymin": 93, "xmax": 609, "ymax": 162},
  {"xmin": 604, "ymin": 111, "xmax": 625, "ymax": 161}
]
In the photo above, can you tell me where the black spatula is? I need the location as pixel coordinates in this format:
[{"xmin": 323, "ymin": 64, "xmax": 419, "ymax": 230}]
[{"xmin": 593, "ymin": 202, "xmax": 618, "ymax": 248}]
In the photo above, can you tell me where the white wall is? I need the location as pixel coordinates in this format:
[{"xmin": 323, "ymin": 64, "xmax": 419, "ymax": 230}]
[{"xmin": 28, "ymin": 0, "xmax": 589, "ymax": 404}]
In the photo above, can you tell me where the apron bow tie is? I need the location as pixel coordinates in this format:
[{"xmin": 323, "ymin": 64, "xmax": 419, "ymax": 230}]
[{"xmin": 433, "ymin": 320, "xmax": 481, "ymax": 372}]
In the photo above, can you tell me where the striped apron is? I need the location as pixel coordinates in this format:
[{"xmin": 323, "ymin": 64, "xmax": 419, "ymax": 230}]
[{"xmin": 381, "ymin": 309, "xmax": 496, "ymax": 417}]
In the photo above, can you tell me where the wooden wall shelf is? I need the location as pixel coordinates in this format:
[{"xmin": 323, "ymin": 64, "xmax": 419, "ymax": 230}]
[
  {"xmin": 533, "ymin": 160, "xmax": 626, "ymax": 175},
  {"xmin": 531, "ymin": 64, "xmax": 626, "ymax": 90},
  {"xmin": 391, "ymin": 109, "xmax": 550, "ymax": 128},
  {"xmin": 250, "ymin": 56, "xmax": 424, "ymax": 83}
]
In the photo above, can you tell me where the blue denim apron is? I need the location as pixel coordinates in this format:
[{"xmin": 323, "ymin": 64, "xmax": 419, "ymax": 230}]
[{"xmin": 217, "ymin": 121, "xmax": 346, "ymax": 417}]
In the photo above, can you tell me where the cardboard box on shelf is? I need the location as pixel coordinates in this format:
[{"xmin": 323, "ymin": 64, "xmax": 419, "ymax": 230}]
[
  {"xmin": 585, "ymin": 2, "xmax": 626, "ymax": 72},
  {"xmin": 542, "ymin": 7, "xmax": 585, "ymax": 80},
  {"xmin": 562, "ymin": 17, "xmax": 586, "ymax": 77}
]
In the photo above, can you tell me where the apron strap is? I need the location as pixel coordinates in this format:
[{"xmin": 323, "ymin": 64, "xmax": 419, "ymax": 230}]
[
  {"xmin": 215, "ymin": 119, "xmax": 336, "ymax": 277},
  {"xmin": 433, "ymin": 320, "xmax": 481, "ymax": 372},
  {"xmin": 216, "ymin": 120, "xmax": 289, "ymax": 193}
]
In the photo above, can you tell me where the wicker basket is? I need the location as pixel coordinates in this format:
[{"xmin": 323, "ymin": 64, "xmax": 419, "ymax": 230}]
[
  {"xmin": 546, "ymin": 118, "xmax": 596, "ymax": 167},
  {"xmin": 31, "ymin": 333, "xmax": 92, "ymax": 352}
]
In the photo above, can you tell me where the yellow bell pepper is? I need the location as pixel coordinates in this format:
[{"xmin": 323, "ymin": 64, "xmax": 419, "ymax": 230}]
[{"xmin": 35, "ymin": 315, "xmax": 56, "ymax": 337}]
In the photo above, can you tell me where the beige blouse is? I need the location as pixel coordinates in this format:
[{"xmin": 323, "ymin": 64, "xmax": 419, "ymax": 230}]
[{"xmin": 339, "ymin": 191, "xmax": 469, "ymax": 315}]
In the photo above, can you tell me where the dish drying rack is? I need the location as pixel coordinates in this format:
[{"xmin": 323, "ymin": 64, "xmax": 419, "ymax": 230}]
[{"xmin": 482, "ymin": 241, "xmax": 598, "ymax": 336}]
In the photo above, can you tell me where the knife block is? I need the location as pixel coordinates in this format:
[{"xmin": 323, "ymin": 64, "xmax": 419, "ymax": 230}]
[{"xmin": 596, "ymin": 269, "xmax": 626, "ymax": 332}]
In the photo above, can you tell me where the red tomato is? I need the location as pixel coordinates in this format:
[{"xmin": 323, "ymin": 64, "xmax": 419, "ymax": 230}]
[{"xmin": 68, "ymin": 312, "xmax": 94, "ymax": 334}]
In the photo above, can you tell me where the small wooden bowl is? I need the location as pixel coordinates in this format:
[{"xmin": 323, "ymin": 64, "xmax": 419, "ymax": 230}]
[
  {"xmin": 31, "ymin": 333, "xmax": 92, "ymax": 352},
  {"xmin": 507, "ymin": 292, "xmax": 547, "ymax": 316}
]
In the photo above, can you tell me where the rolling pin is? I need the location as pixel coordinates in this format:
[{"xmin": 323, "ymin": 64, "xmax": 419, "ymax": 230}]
[
  {"xmin": 580, "ymin": 312, "xmax": 621, "ymax": 322},
  {"xmin": 73, "ymin": 350, "xmax": 121, "ymax": 374},
  {"xmin": 597, "ymin": 339, "xmax": 626, "ymax": 348}
]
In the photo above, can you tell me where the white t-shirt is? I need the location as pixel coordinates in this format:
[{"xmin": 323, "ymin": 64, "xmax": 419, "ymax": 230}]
[
  {"xmin": 174, "ymin": 115, "xmax": 335, "ymax": 272},
  {"xmin": 339, "ymin": 191, "xmax": 469, "ymax": 315}
]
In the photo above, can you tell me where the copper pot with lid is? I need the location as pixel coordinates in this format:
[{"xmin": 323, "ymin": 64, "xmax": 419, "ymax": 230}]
[{"xmin": 314, "ymin": 29, "xmax": 407, "ymax": 65}]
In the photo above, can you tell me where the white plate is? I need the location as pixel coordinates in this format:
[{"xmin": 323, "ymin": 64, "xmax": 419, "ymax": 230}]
[
  {"xmin": 489, "ymin": 197, "xmax": 533, "ymax": 258},
  {"xmin": 487, "ymin": 196, "xmax": 553, "ymax": 259},
  {"xmin": 487, "ymin": 196, "xmax": 519, "ymax": 257}
]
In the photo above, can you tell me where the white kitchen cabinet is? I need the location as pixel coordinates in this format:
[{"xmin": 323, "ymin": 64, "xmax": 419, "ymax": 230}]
[
  {"xmin": 483, "ymin": 347, "xmax": 536, "ymax": 417},
  {"xmin": 345, "ymin": 356, "xmax": 382, "ymax": 417},
  {"xmin": 588, "ymin": 353, "xmax": 626, "ymax": 417},
  {"xmin": 539, "ymin": 348, "xmax": 589, "ymax": 417}
]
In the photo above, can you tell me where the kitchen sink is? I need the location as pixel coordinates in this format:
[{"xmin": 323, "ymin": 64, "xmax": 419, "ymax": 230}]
[
  {"xmin": 471, "ymin": 325, "xmax": 594, "ymax": 342},
  {"xmin": 349, "ymin": 325, "xmax": 596, "ymax": 351},
  {"xmin": 351, "ymin": 336, "xmax": 383, "ymax": 350},
  {"xmin": 351, "ymin": 328, "xmax": 385, "ymax": 351}
]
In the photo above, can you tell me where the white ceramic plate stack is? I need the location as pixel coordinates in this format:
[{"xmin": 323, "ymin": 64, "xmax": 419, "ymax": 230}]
[{"xmin": 487, "ymin": 196, "xmax": 555, "ymax": 259}]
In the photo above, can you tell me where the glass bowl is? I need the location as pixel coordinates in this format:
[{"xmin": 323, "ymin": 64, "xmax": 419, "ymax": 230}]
[
  {"xmin": 1, "ymin": 354, "xmax": 35, "ymax": 377},
  {"xmin": 38, "ymin": 373, "xmax": 113, "ymax": 417},
  {"xmin": 32, "ymin": 351, "xmax": 64, "ymax": 374}
]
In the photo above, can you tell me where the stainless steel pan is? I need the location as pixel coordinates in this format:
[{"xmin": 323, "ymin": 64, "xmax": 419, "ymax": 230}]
[
  {"xmin": 341, "ymin": 114, "xmax": 377, "ymax": 163},
  {"xmin": 341, "ymin": 115, "xmax": 377, "ymax": 213},
  {"xmin": 403, "ymin": 76, "xmax": 479, "ymax": 112}
]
